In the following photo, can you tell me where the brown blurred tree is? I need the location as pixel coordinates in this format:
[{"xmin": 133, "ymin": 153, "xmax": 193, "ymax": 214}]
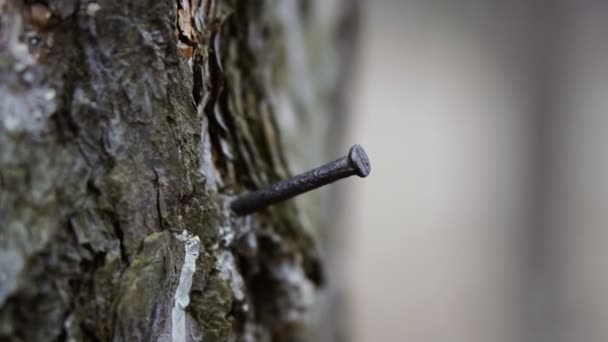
[{"xmin": 0, "ymin": 0, "xmax": 357, "ymax": 341}]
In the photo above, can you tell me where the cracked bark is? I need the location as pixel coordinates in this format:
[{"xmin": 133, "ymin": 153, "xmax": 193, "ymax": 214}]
[{"xmin": 0, "ymin": 0, "xmax": 358, "ymax": 341}]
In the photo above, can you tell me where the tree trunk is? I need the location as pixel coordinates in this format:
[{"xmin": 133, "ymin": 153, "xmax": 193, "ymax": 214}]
[{"xmin": 0, "ymin": 0, "xmax": 358, "ymax": 341}]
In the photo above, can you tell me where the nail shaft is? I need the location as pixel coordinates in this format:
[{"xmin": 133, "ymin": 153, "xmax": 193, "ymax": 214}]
[{"xmin": 230, "ymin": 145, "xmax": 370, "ymax": 216}]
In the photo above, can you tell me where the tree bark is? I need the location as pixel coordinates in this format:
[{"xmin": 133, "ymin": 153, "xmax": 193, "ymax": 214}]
[{"xmin": 0, "ymin": 0, "xmax": 357, "ymax": 341}]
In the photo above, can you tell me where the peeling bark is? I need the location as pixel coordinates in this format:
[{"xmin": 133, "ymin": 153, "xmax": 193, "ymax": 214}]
[{"xmin": 0, "ymin": 0, "xmax": 357, "ymax": 341}]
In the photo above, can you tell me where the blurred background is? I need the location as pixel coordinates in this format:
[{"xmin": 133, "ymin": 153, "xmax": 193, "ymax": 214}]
[{"xmin": 341, "ymin": 1, "xmax": 608, "ymax": 341}]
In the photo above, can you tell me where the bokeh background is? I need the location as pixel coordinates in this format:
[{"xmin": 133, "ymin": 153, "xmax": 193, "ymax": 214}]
[{"xmin": 340, "ymin": 1, "xmax": 608, "ymax": 341}]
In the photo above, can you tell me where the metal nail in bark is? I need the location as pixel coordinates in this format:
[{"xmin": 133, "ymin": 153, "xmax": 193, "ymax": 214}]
[{"xmin": 230, "ymin": 144, "xmax": 371, "ymax": 216}]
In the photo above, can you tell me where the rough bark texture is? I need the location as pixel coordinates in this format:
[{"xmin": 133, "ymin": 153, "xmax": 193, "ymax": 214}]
[{"xmin": 0, "ymin": 0, "xmax": 357, "ymax": 341}]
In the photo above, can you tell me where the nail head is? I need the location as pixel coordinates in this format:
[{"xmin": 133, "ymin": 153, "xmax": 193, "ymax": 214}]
[{"xmin": 348, "ymin": 144, "xmax": 371, "ymax": 178}]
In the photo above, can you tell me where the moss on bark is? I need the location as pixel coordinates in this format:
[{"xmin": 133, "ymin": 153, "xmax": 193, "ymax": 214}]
[{"xmin": 0, "ymin": 0, "xmax": 357, "ymax": 341}]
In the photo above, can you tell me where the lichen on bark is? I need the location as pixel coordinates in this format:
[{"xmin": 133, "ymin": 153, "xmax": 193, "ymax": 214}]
[{"xmin": 0, "ymin": 0, "xmax": 356, "ymax": 341}]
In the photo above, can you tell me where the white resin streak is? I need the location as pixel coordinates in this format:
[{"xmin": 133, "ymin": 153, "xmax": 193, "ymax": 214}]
[{"xmin": 171, "ymin": 231, "xmax": 201, "ymax": 342}]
